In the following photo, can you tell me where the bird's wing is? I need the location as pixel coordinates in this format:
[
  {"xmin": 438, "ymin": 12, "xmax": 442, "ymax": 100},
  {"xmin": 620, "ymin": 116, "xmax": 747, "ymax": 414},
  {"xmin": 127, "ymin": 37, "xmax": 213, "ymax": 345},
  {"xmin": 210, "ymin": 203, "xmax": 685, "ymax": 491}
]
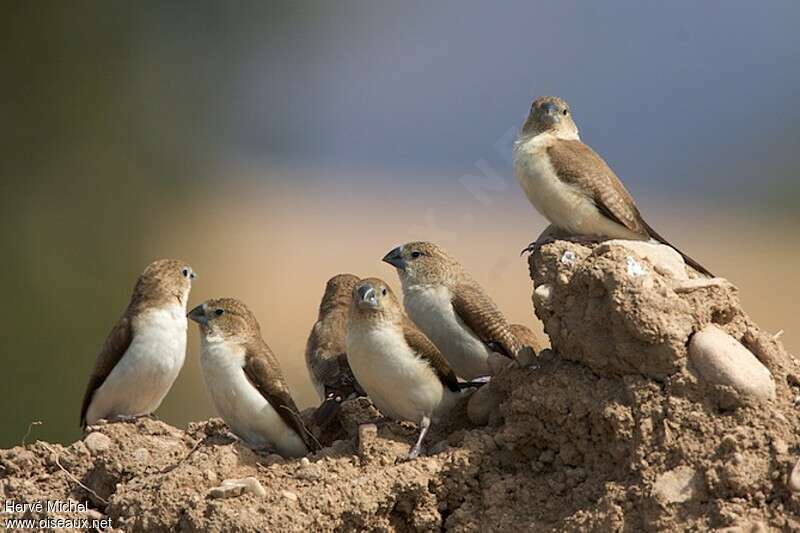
[
  {"xmin": 547, "ymin": 139, "xmax": 647, "ymax": 236},
  {"xmin": 509, "ymin": 323, "xmax": 543, "ymax": 354},
  {"xmin": 451, "ymin": 281, "xmax": 522, "ymax": 359},
  {"xmin": 402, "ymin": 318, "xmax": 461, "ymax": 392},
  {"xmin": 80, "ymin": 315, "xmax": 133, "ymax": 427},
  {"xmin": 548, "ymin": 140, "xmax": 714, "ymax": 276},
  {"xmin": 243, "ymin": 344, "xmax": 319, "ymax": 451},
  {"xmin": 306, "ymin": 322, "xmax": 363, "ymax": 399}
]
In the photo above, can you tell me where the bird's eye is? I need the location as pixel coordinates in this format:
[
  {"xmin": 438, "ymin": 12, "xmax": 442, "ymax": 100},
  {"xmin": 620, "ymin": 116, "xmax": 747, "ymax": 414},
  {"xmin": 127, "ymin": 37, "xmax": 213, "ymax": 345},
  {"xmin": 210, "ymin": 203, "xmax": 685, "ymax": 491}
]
[
  {"xmin": 214, "ymin": 309, "xmax": 224, "ymax": 316},
  {"xmin": 411, "ymin": 251, "xmax": 421, "ymax": 259},
  {"xmin": 381, "ymin": 288, "xmax": 387, "ymax": 296},
  {"xmin": 562, "ymin": 109, "xmax": 568, "ymax": 115},
  {"xmin": 181, "ymin": 268, "xmax": 190, "ymax": 277}
]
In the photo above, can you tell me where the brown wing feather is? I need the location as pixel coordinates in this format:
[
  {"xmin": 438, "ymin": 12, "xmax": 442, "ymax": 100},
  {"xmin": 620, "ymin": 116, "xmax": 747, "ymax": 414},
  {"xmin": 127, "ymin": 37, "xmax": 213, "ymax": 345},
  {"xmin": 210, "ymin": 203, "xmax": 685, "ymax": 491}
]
[
  {"xmin": 80, "ymin": 316, "xmax": 133, "ymax": 427},
  {"xmin": 451, "ymin": 282, "xmax": 522, "ymax": 359},
  {"xmin": 402, "ymin": 319, "xmax": 460, "ymax": 392},
  {"xmin": 547, "ymin": 140, "xmax": 647, "ymax": 236},
  {"xmin": 243, "ymin": 345, "xmax": 320, "ymax": 452}
]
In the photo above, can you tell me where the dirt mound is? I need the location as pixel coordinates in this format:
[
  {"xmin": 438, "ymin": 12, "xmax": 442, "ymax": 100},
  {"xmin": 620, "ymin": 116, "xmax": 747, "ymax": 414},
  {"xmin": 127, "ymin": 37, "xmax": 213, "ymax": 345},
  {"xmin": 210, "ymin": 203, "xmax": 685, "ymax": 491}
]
[{"xmin": 2, "ymin": 239, "xmax": 799, "ymax": 531}]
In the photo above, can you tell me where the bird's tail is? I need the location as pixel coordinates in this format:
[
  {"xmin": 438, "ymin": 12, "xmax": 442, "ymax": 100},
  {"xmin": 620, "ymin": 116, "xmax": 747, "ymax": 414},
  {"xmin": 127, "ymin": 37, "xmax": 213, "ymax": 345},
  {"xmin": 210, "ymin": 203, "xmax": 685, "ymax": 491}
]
[{"xmin": 641, "ymin": 220, "xmax": 714, "ymax": 277}]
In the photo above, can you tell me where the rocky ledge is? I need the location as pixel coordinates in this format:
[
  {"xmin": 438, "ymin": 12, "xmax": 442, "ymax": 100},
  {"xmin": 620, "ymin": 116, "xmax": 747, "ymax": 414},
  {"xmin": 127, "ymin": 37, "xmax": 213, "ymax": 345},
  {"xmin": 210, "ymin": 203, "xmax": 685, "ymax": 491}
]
[{"xmin": 1, "ymin": 239, "xmax": 799, "ymax": 532}]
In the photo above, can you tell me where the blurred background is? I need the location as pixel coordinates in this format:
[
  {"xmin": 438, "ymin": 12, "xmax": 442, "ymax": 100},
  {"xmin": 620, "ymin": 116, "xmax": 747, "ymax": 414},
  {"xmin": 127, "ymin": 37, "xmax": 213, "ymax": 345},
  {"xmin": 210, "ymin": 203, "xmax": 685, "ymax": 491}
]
[{"xmin": 2, "ymin": 1, "xmax": 798, "ymax": 448}]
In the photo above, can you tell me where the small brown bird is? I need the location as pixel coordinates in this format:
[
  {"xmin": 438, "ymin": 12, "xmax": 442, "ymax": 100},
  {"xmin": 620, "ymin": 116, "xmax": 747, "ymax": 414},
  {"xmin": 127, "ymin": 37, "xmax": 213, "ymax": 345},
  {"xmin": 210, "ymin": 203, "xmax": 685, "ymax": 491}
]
[
  {"xmin": 80, "ymin": 259, "xmax": 196, "ymax": 428},
  {"xmin": 189, "ymin": 298, "xmax": 318, "ymax": 458},
  {"xmin": 382, "ymin": 242, "xmax": 536, "ymax": 379},
  {"xmin": 513, "ymin": 95, "xmax": 712, "ymax": 276},
  {"xmin": 347, "ymin": 277, "xmax": 475, "ymax": 459},
  {"xmin": 305, "ymin": 273, "xmax": 365, "ymax": 425}
]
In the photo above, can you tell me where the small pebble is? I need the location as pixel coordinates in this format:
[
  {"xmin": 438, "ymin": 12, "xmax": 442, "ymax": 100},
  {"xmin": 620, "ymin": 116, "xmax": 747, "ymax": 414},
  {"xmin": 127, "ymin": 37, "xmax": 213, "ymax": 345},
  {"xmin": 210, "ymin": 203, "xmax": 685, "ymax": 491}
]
[
  {"xmin": 84, "ymin": 432, "xmax": 112, "ymax": 454},
  {"xmin": 689, "ymin": 325, "xmax": 775, "ymax": 401},
  {"xmin": 533, "ymin": 284, "xmax": 554, "ymax": 306},
  {"xmin": 626, "ymin": 256, "xmax": 647, "ymax": 277},
  {"xmin": 209, "ymin": 477, "xmax": 266, "ymax": 499},
  {"xmin": 281, "ymin": 490, "xmax": 298, "ymax": 502},
  {"xmin": 133, "ymin": 448, "xmax": 150, "ymax": 463},
  {"xmin": 788, "ymin": 460, "xmax": 800, "ymax": 492}
]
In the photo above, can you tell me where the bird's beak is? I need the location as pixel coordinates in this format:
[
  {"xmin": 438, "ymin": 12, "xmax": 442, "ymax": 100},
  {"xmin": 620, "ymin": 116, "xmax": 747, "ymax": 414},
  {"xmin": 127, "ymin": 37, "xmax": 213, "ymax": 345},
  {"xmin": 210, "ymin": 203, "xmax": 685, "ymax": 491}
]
[
  {"xmin": 541, "ymin": 102, "xmax": 560, "ymax": 123},
  {"xmin": 187, "ymin": 304, "xmax": 207, "ymax": 324},
  {"xmin": 382, "ymin": 246, "xmax": 406, "ymax": 271},
  {"xmin": 356, "ymin": 284, "xmax": 379, "ymax": 309}
]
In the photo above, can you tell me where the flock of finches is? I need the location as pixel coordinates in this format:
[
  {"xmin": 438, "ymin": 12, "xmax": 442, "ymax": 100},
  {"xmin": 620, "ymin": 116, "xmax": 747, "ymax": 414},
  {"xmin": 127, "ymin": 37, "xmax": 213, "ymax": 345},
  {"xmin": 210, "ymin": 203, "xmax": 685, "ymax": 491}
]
[{"xmin": 79, "ymin": 96, "xmax": 713, "ymax": 460}]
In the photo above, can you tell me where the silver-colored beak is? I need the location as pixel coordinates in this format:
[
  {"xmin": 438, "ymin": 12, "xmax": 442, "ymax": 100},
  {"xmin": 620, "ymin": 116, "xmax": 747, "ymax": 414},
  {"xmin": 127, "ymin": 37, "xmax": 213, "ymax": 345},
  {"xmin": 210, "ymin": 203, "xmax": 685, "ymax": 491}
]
[
  {"xmin": 382, "ymin": 246, "xmax": 406, "ymax": 270},
  {"xmin": 356, "ymin": 284, "xmax": 378, "ymax": 308},
  {"xmin": 187, "ymin": 303, "xmax": 207, "ymax": 324}
]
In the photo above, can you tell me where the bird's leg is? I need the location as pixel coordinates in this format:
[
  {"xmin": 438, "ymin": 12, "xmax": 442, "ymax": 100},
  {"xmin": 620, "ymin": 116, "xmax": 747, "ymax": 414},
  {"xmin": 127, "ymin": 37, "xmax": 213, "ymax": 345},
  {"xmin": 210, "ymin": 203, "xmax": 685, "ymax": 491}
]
[
  {"xmin": 107, "ymin": 413, "xmax": 151, "ymax": 424},
  {"xmin": 407, "ymin": 416, "xmax": 431, "ymax": 460},
  {"xmin": 563, "ymin": 234, "xmax": 603, "ymax": 245}
]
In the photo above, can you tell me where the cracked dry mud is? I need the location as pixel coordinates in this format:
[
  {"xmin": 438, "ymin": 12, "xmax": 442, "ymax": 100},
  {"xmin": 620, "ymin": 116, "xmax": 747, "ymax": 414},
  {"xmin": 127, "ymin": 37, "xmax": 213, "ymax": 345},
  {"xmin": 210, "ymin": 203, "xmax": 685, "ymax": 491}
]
[{"xmin": 2, "ymin": 240, "xmax": 799, "ymax": 532}]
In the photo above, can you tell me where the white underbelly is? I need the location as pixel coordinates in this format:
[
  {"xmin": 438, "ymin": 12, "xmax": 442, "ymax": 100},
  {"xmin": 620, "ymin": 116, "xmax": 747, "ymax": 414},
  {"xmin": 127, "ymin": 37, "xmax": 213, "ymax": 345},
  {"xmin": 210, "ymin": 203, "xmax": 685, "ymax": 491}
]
[
  {"xmin": 347, "ymin": 323, "xmax": 448, "ymax": 424},
  {"xmin": 403, "ymin": 286, "xmax": 491, "ymax": 380},
  {"xmin": 200, "ymin": 342, "xmax": 307, "ymax": 458},
  {"xmin": 86, "ymin": 307, "xmax": 186, "ymax": 425}
]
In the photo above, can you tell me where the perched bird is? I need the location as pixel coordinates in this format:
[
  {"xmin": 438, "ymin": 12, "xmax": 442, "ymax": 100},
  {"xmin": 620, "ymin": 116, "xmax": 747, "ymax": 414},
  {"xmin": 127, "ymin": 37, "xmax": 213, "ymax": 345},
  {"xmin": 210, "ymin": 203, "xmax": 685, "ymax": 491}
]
[
  {"xmin": 188, "ymin": 298, "xmax": 318, "ymax": 458},
  {"xmin": 305, "ymin": 273, "xmax": 365, "ymax": 426},
  {"xmin": 382, "ymin": 242, "xmax": 536, "ymax": 380},
  {"xmin": 80, "ymin": 259, "xmax": 196, "ymax": 428},
  {"xmin": 513, "ymin": 95, "xmax": 713, "ymax": 276},
  {"xmin": 346, "ymin": 277, "xmax": 475, "ymax": 459}
]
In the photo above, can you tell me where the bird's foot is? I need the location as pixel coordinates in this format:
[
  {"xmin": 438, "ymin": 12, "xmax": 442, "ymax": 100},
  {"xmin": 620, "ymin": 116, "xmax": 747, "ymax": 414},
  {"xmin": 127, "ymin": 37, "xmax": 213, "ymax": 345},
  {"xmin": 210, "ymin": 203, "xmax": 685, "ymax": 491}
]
[
  {"xmin": 406, "ymin": 445, "xmax": 422, "ymax": 461},
  {"xmin": 107, "ymin": 413, "xmax": 150, "ymax": 424},
  {"xmin": 521, "ymin": 235, "xmax": 558, "ymax": 256}
]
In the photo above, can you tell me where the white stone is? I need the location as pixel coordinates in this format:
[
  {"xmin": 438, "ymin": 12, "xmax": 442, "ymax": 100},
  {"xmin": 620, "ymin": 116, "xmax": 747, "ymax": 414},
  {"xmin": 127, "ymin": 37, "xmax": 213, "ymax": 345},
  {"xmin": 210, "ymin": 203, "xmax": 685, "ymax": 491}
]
[
  {"xmin": 210, "ymin": 477, "xmax": 266, "ymax": 499},
  {"xmin": 653, "ymin": 466, "xmax": 699, "ymax": 504},
  {"xmin": 83, "ymin": 432, "xmax": 111, "ymax": 454},
  {"xmin": 560, "ymin": 251, "xmax": 577, "ymax": 266},
  {"xmin": 672, "ymin": 277, "xmax": 729, "ymax": 293},
  {"xmin": 626, "ymin": 256, "xmax": 647, "ymax": 277},
  {"xmin": 689, "ymin": 325, "xmax": 775, "ymax": 401},
  {"xmin": 789, "ymin": 459, "xmax": 800, "ymax": 492},
  {"xmin": 594, "ymin": 240, "xmax": 688, "ymax": 280},
  {"xmin": 533, "ymin": 283, "xmax": 554, "ymax": 307},
  {"xmin": 133, "ymin": 448, "xmax": 150, "ymax": 463}
]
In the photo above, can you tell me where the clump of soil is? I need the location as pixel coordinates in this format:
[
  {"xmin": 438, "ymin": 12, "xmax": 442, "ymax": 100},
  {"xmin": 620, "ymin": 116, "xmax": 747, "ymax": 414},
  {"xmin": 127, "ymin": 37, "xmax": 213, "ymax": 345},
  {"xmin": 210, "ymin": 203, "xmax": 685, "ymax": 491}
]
[{"xmin": 2, "ymin": 240, "xmax": 799, "ymax": 531}]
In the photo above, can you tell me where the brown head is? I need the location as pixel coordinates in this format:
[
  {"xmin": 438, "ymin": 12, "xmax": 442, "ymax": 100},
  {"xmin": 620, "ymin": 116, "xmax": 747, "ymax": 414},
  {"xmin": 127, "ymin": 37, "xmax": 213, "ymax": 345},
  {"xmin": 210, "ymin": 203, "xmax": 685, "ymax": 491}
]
[
  {"xmin": 349, "ymin": 277, "xmax": 403, "ymax": 324},
  {"xmin": 129, "ymin": 259, "xmax": 196, "ymax": 313},
  {"xmin": 188, "ymin": 297, "xmax": 262, "ymax": 343},
  {"xmin": 318, "ymin": 273, "xmax": 360, "ymax": 318},
  {"xmin": 520, "ymin": 96, "xmax": 579, "ymax": 139},
  {"xmin": 382, "ymin": 241, "xmax": 462, "ymax": 289}
]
